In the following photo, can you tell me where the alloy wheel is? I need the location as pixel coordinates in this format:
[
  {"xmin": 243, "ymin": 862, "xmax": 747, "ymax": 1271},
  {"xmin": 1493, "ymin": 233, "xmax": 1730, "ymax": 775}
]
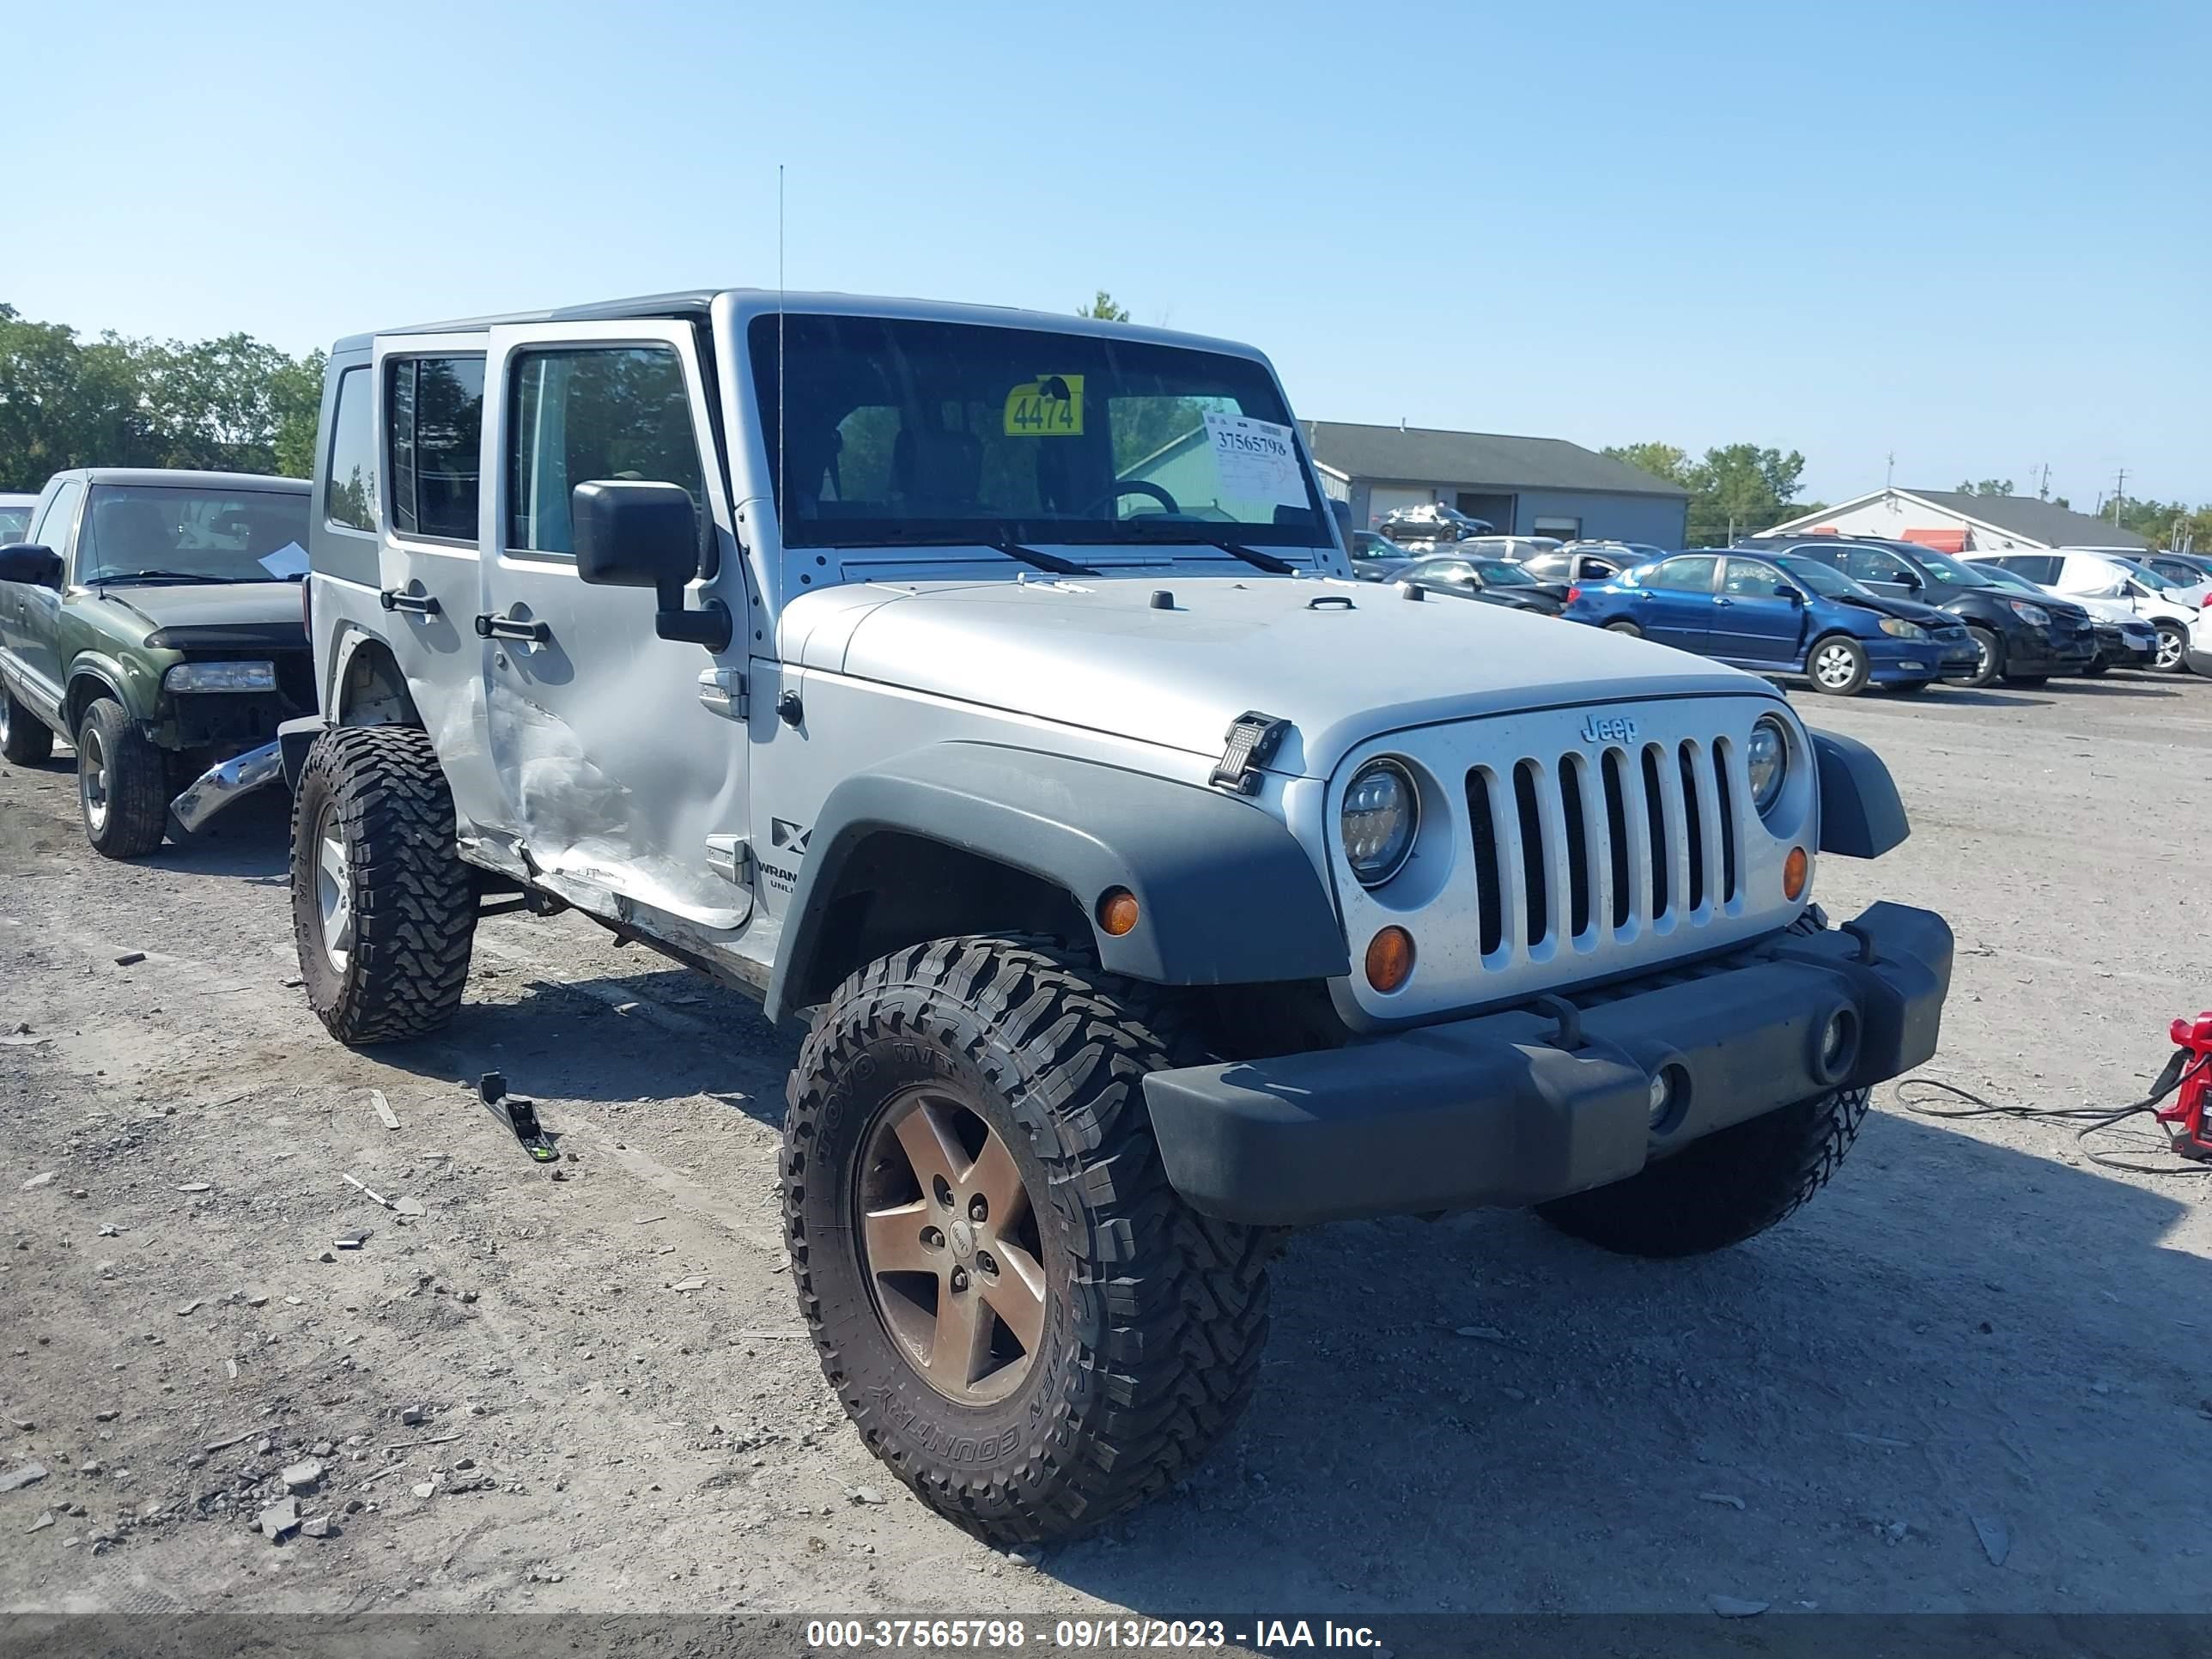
[
  {"xmin": 1814, "ymin": 643, "xmax": 1857, "ymax": 690},
  {"xmin": 856, "ymin": 1089, "xmax": 1048, "ymax": 1406},
  {"xmin": 79, "ymin": 723, "xmax": 109, "ymax": 834},
  {"xmin": 2155, "ymin": 629, "xmax": 2185, "ymax": 671},
  {"xmin": 313, "ymin": 802, "xmax": 356, "ymax": 973}
]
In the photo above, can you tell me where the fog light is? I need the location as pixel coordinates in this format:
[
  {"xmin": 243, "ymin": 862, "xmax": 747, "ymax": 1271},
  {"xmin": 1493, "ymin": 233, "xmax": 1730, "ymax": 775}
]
[
  {"xmin": 1821, "ymin": 1012, "xmax": 1851, "ymax": 1068},
  {"xmin": 1096, "ymin": 887, "xmax": 1139, "ymax": 937},
  {"xmin": 1364, "ymin": 927, "xmax": 1414, "ymax": 994},
  {"xmin": 1647, "ymin": 1073, "xmax": 1673, "ymax": 1127},
  {"xmin": 1783, "ymin": 846, "xmax": 1809, "ymax": 902}
]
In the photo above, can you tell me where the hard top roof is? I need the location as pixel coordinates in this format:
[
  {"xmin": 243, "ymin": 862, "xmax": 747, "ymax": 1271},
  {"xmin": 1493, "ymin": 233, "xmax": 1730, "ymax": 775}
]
[{"xmin": 46, "ymin": 468, "xmax": 308, "ymax": 493}]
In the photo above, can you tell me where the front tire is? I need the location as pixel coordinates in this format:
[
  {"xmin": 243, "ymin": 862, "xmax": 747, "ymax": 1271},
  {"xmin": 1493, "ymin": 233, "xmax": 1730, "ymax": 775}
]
[
  {"xmin": 1534, "ymin": 1086, "xmax": 1871, "ymax": 1257},
  {"xmin": 783, "ymin": 936, "xmax": 1272, "ymax": 1545},
  {"xmin": 76, "ymin": 699, "xmax": 167, "ymax": 859},
  {"xmin": 2153, "ymin": 623, "xmax": 2188, "ymax": 674},
  {"xmin": 1964, "ymin": 625, "xmax": 2003, "ymax": 688},
  {"xmin": 1603, "ymin": 620, "xmax": 1644, "ymax": 637},
  {"xmin": 1806, "ymin": 635, "xmax": 1871, "ymax": 696},
  {"xmin": 1, "ymin": 685, "xmax": 52, "ymax": 764},
  {"xmin": 291, "ymin": 726, "xmax": 476, "ymax": 1043}
]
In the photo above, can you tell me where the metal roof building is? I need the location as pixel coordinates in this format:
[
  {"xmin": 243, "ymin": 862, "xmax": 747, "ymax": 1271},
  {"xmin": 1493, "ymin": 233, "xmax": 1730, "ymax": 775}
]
[
  {"xmin": 1764, "ymin": 488, "xmax": 2152, "ymax": 553},
  {"xmin": 1305, "ymin": 421, "xmax": 1690, "ymax": 548}
]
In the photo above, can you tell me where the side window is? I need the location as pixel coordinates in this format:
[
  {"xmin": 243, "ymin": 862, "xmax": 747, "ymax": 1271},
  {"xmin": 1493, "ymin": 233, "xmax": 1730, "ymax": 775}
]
[
  {"xmin": 388, "ymin": 356, "xmax": 485, "ymax": 542},
  {"xmin": 1835, "ymin": 548, "xmax": 1910, "ymax": 585},
  {"xmin": 1584, "ymin": 557, "xmax": 1620, "ymax": 579},
  {"xmin": 2012, "ymin": 555, "xmax": 2062, "ymax": 584},
  {"xmin": 1721, "ymin": 558, "xmax": 1784, "ymax": 597},
  {"xmin": 506, "ymin": 347, "xmax": 707, "ymax": 556},
  {"xmin": 1646, "ymin": 555, "xmax": 1718, "ymax": 592},
  {"xmin": 31, "ymin": 481, "xmax": 83, "ymax": 565},
  {"xmin": 325, "ymin": 368, "xmax": 379, "ymax": 532}
]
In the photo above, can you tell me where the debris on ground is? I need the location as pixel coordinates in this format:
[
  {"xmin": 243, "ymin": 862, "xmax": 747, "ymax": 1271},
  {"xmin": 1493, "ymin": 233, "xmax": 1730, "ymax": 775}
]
[
  {"xmin": 257, "ymin": 1498, "xmax": 300, "ymax": 1541},
  {"xmin": 670, "ymin": 1278, "xmax": 707, "ymax": 1292},
  {"xmin": 1697, "ymin": 1492, "xmax": 1747, "ymax": 1510},
  {"xmin": 0, "ymin": 1464, "xmax": 47, "ymax": 1493},
  {"xmin": 112, "ymin": 952, "xmax": 145, "ymax": 968},
  {"xmin": 369, "ymin": 1090, "xmax": 400, "ymax": 1131},
  {"xmin": 1709, "ymin": 1595, "xmax": 1769, "ymax": 1619},
  {"xmin": 334, "ymin": 1234, "xmax": 367, "ymax": 1250},
  {"xmin": 301, "ymin": 1515, "xmax": 332, "ymax": 1539},
  {"xmin": 1972, "ymin": 1515, "xmax": 2011, "ymax": 1567},
  {"xmin": 342, "ymin": 1174, "xmax": 392, "ymax": 1209},
  {"xmin": 281, "ymin": 1460, "xmax": 324, "ymax": 1492},
  {"xmin": 846, "ymin": 1486, "xmax": 888, "ymax": 1506},
  {"xmin": 19, "ymin": 1173, "xmax": 54, "ymax": 1190},
  {"xmin": 25, "ymin": 1510, "xmax": 53, "ymax": 1533}
]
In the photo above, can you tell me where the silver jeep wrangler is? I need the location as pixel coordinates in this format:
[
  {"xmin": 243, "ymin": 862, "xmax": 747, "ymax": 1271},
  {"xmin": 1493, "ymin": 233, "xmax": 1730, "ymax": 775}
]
[{"xmin": 281, "ymin": 289, "xmax": 1952, "ymax": 1543}]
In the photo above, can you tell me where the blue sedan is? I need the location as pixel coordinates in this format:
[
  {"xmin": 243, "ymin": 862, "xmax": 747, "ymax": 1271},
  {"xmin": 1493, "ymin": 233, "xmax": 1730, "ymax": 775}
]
[{"xmin": 1562, "ymin": 549, "xmax": 1980, "ymax": 695}]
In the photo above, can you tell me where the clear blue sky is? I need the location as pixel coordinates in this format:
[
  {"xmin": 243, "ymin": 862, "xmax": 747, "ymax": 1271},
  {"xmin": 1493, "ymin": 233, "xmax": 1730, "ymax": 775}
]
[{"xmin": 15, "ymin": 0, "xmax": 2208, "ymax": 507}]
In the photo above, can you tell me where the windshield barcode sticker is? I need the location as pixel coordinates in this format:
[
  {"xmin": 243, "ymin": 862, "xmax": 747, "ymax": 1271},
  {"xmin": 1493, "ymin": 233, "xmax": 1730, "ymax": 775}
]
[{"xmin": 1202, "ymin": 413, "xmax": 1308, "ymax": 507}]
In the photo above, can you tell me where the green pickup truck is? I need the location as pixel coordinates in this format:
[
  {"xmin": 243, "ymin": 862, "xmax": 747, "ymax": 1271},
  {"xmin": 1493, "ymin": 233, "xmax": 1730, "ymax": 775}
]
[{"xmin": 0, "ymin": 469, "xmax": 316, "ymax": 857}]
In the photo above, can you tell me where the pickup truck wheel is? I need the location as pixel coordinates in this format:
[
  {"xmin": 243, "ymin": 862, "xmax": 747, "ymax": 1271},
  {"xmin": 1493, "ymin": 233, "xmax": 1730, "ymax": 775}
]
[
  {"xmin": 1, "ymin": 685, "xmax": 52, "ymax": 764},
  {"xmin": 1534, "ymin": 1085, "xmax": 1871, "ymax": 1258},
  {"xmin": 75, "ymin": 699, "xmax": 167, "ymax": 859},
  {"xmin": 783, "ymin": 935, "xmax": 1272, "ymax": 1544},
  {"xmin": 290, "ymin": 726, "xmax": 475, "ymax": 1044}
]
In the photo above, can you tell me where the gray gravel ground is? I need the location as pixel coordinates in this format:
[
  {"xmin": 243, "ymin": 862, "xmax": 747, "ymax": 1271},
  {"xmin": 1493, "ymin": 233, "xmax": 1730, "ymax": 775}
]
[{"xmin": 2, "ymin": 667, "xmax": 2209, "ymax": 1616}]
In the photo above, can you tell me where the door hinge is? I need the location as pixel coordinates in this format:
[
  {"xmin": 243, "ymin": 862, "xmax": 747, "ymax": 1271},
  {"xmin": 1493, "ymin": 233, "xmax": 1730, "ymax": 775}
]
[
  {"xmin": 705, "ymin": 835, "xmax": 750, "ymax": 885},
  {"xmin": 697, "ymin": 667, "xmax": 747, "ymax": 720}
]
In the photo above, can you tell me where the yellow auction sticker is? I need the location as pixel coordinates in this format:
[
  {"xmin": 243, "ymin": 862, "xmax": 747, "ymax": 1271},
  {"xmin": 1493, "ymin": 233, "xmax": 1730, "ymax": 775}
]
[{"xmin": 1003, "ymin": 374, "xmax": 1084, "ymax": 437}]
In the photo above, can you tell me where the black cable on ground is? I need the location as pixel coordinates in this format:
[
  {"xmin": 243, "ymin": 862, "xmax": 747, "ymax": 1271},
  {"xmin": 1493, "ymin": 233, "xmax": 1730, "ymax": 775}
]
[{"xmin": 1894, "ymin": 1049, "xmax": 2212, "ymax": 1177}]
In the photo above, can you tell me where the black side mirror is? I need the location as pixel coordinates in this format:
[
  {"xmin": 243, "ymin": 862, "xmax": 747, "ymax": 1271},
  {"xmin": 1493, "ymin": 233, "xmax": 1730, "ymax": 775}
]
[
  {"xmin": 571, "ymin": 481, "xmax": 730, "ymax": 651},
  {"xmin": 0, "ymin": 544, "xmax": 61, "ymax": 588},
  {"xmin": 1895, "ymin": 570, "xmax": 1923, "ymax": 590},
  {"xmin": 1774, "ymin": 583, "xmax": 1805, "ymax": 604}
]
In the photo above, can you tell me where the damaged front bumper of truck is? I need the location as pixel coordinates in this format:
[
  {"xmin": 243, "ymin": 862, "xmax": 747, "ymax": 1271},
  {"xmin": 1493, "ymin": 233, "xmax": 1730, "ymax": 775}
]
[
  {"xmin": 167, "ymin": 740, "xmax": 284, "ymax": 838},
  {"xmin": 1142, "ymin": 901, "xmax": 1951, "ymax": 1226}
]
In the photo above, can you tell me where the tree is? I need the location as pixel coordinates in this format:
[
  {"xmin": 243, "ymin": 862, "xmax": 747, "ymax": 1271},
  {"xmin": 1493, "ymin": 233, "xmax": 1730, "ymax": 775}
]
[
  {"xmin": 1955, "ymin": 478, "xmax": 2015, "ymax": 497},
  {"xmin": 1076, "ymin": 290, "xmax": 1130, "ymax": 323},
  {"xmin": 1604, "ymin": 440, "xmax": 1810, "ymax": 543}
]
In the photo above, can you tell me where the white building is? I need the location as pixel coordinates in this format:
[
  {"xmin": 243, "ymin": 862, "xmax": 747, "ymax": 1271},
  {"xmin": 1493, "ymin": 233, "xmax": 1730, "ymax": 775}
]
[{"xmin": 1764, "ymin": 488, "xmax": 2151, "ymax": 555}]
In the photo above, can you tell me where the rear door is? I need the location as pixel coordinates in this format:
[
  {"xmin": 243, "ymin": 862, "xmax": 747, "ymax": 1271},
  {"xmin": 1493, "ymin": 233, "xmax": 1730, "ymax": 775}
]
[
  {"xmin": 368, "ymin": 336, "xmax": 509, "ymax": 836},
  {"xmin": 14, "ymin": 479, "xmax": 83, "ymax": 708},
  {"xmin": 1634, "ymin": 554, "xmax": 1720, "ymax": 648},
  {"xmin": 1712, "ymin": 556, "xmax": 1808, "ymax": 664},
  {"xmin": 478, "ymin": 320, "xmax": 751, "ymax": 928}
]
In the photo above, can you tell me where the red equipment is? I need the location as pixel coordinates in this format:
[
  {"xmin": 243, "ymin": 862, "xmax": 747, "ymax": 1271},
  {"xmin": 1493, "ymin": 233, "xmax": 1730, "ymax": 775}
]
[{"xmin": 2157, "ymin": 1012, "xmax": 2212, "ymax": 1162}]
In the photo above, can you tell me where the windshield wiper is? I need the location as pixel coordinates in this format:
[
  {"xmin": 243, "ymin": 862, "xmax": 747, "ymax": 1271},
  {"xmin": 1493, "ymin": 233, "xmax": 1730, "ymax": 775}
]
[
  {"xmin": 1190, "ymin": 536, "xmax": 1297, "ymax": 575},
  {"xmin": 988, "ymin": 532, "xmax": 1096, "ymax": 577},
  {"xmin": 92, "ymin": 569, "xmax": 232, "ymax": 586}
]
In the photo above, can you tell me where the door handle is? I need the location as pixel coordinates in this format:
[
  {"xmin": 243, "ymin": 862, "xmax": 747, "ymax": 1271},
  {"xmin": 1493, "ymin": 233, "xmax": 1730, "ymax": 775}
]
[
  {"xmin": 1714, "ymin": 597, "xmax": 1734, "ymax": 607},
  {"xmin": 475, "ymin": 611, "xmax": 550, "ymax": 643},
  {"xmin": 379, "ymin": 588, "xmax": 440, "ymax": 616}
]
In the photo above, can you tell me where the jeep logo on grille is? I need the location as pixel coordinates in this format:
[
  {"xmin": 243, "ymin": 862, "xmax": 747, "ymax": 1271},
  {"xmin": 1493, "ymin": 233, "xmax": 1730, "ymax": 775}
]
[{"xmin": 1580, "ymin": 713, "xmax": 1638, "ymax": 744}]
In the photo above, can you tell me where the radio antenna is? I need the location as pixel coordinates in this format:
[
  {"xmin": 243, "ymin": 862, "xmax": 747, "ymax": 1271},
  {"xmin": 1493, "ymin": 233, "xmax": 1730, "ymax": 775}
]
[{"xmin": 776, "ymin": 163, "xmax": 786, "ymax": 534}]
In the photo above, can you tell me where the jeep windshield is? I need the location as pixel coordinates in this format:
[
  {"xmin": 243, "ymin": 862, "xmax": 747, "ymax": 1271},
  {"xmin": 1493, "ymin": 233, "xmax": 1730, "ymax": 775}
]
[
  {"xmin": 749, "ymin": 313, "xmax": 1330, "ymax": 557},
  {"xmin": 77, "ymin": 485, "xmax": 311, "ymax": 585}
]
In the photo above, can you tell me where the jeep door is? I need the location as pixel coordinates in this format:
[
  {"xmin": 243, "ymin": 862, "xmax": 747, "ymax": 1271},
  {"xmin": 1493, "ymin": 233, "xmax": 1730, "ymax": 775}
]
[
  {"xmin": 362, "ymin": 338, "xmax": 510, "ymax": 836},
  {"xmin": 476, "ymin": 322, "xmax": 751, "ymax": 929}
]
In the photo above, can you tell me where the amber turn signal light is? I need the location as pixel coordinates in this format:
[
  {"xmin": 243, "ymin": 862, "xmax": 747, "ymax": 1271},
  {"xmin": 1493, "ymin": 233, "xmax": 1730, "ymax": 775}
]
[
  {"xmin": 1783, "ymin": 847, "xmax": 1808, "ymax": 902},
  {"xmin": 1364, "ymin": 926, "xmax": 1415, "ymax": 994},
  {"xmin": 1097, "ymin": 888, "xmax": 1140, "ymax": 937}
]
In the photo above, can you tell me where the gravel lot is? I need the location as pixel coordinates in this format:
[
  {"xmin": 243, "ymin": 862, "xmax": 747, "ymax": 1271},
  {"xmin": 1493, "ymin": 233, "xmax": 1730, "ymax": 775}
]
[{"xmin": 3, "ymin": 669, "xmax": 2209, "ymax": 1618}]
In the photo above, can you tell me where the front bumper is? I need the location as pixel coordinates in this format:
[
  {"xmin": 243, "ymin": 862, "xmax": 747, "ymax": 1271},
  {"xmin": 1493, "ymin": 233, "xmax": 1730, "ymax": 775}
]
[
  {"xmin": 167, "ymin": 740, "xmax": 283, "ymax": 836},
  {"xmin": 2187, "ymin": 647, "xmax": 2212, "ymax": 681},
  {"xmin": 1863, "ymin": 635, "xmax": 1953, "ymax": 683},
  {"xmin": 1143, "ymin": 902, "xmax": 1952, "ymax": 1225}
]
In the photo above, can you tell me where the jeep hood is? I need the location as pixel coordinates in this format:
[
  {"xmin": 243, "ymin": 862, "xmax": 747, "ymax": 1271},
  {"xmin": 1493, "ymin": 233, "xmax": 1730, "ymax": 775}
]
[
  {"xmin": 94, "ymin": 580, "xmax": 307, "ymax": 642},
  {"xmin": 795, "ymin": 576, "xmax": 1771, "ymax": 778}
]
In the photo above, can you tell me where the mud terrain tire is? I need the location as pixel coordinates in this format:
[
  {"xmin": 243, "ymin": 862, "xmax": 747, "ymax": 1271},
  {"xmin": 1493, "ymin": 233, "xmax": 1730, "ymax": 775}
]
[
  {"xmin": 292, "ymin": 726, "xmax": 475, "ymax": 1043},
  {"xmin": 783, "ymin": 936, "xmax": 1272, "ymax": 1544}
]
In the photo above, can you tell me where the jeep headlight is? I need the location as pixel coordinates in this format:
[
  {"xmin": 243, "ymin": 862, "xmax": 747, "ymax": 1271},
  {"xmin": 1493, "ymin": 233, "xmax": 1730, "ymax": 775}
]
[
  {"xmin": 1878, "ymin": 617, "xmax": 1928, "ymax": 640},
  {"xmin": 1341, "ymin": 759, "xmax": 1418, "ymax": 886},
  {"xmin": 2007, "ymin": 599, "xmax": 2050, "ymax": 626},
  {"xmin": 1746, "ymin": 714, "xmax": 1790, "ymax": 817},
  {"xmin": 163, "ymin": 660, "xmax": 276, "ymax": 693}
]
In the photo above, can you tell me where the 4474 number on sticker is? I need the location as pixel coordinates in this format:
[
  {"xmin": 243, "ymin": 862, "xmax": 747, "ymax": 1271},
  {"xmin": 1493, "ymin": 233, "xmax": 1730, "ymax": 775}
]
[{"xmin": 1003, "ymin": 374, "xmax": 1085, "ymax": 437}]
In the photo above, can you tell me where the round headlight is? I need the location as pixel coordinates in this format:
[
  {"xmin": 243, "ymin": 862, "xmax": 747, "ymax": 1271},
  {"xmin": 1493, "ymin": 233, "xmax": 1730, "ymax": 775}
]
[
  {"xmin": 1341, "ymin": 759, "xmax": 1418, "ymax": 886},
  {"xmin": 1746, "ymin": 715, "xmax": 1790, "ymax": 816}
]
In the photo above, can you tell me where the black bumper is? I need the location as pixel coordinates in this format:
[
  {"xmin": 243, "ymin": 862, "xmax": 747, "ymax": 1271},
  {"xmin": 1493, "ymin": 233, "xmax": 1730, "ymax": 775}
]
[{"xmin": 1143, "ymin": 902, "xmax": 1952, "ymax": 1226}]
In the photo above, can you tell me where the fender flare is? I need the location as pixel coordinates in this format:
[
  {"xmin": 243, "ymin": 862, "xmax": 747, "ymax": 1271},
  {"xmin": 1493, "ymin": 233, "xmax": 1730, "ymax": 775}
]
[
  {"xmin": 64, "ymin": 653, "xmax": 146, "ymax": 726},
  {"xmin": 763, "ymin": 742, "xmax": 1349, "ymax": 1023},
  {"xmin": 1808, "ymin": 728, "xmax": 1909, "ymax": 859}
]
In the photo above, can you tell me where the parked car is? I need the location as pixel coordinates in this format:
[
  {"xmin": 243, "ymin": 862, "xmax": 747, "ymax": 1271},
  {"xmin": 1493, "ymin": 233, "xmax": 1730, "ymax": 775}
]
[
  {"xmin": 1455, "ymin": 534, "xmax": 1565, "ymax": 563},
  {"xmin": 1970, "ymin": 562, "xmax": 2161, "ymax": 674},
  {"xmin": 2187, "ymin": 605, "xmax": 2212, "ymax": 680},
  {"xmin": 1974, "ymin": 550, "xmax": 2203, "ymax": 672},
  {"xmin": 0, "ymin": 493, "xmax": 38, "ymax": 545},
  {"xmin": 1557, "ymin": 538, "xmax": 1669, "ymax": 568},
  {"xmin": 2131, "ymin": 549, "xmax": 2212, "ymax": 603},
  {"xmin": 0, "ymin": 469, "xmax": 313, "ymax": 856},
  {"xmin": 1348, "ymin": 530, "xmax": 1419, "ymax": 580},
  {"xmin": 1388, "ymin": 553, "xmax": 1565, "ymax": 614},
  {"xmin": 1516, "ymin": 544, "xmax": 1638, "ymax": 587},
  {"xmin": 1376, "ymin": 501, "xmax": 1491, "ymax": 544},
  {"xmin": 1743, "ymin": 534, "xmax": 2095, "ymax": 688},
  {"xmin": 1563, "ymin": 548, "xmax": 1976, "ymax": 695},
  {"xmin": 277, "ymin": 286, "xmax": 1951, "ymax": 1545}
]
